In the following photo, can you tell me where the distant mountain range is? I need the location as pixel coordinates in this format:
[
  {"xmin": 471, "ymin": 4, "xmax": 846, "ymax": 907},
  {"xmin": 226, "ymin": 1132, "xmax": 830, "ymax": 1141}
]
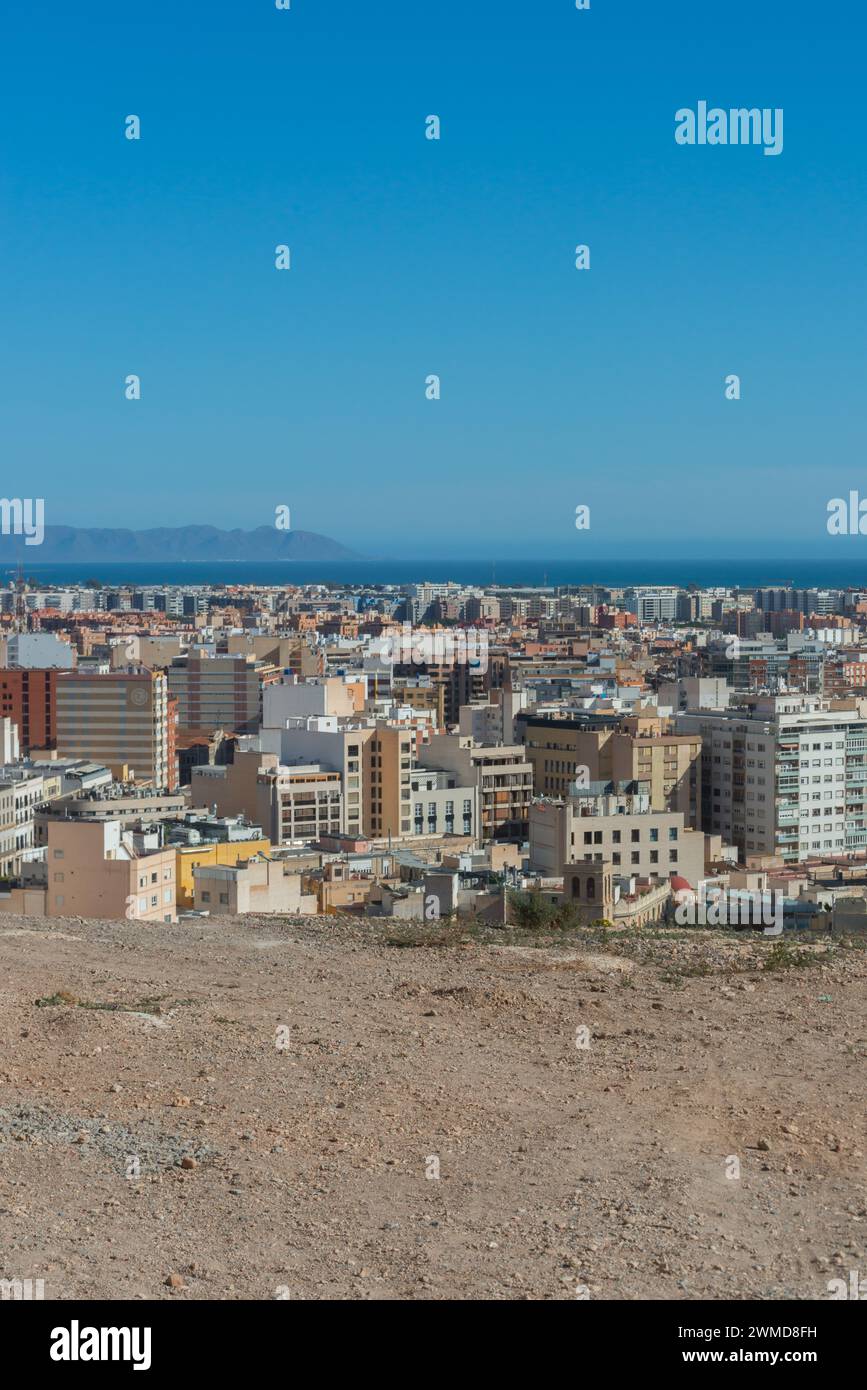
[{"xmin": 0, "ymin": 525, "xmax": 362, "ymax": 562}]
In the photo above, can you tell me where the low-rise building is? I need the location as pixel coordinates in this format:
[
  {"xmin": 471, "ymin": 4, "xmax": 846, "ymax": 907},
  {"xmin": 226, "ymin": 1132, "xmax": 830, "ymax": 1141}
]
[
  {"xmin": 0, "ymin": 817, "xmax": 176, "ymax": 922},
  {"xmin": 529, "ymin": 781, "xmax": 704, "ymax": 888},
  {"xmin": 192, "ymin": 855, "xmax": 313, "ymax": 915}
]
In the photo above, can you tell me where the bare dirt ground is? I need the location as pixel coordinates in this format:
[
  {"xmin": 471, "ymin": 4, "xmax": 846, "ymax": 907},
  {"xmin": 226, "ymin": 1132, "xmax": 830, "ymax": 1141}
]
[{"xmin": 1, "ymin": 913, "xmax": 865, "ymax": 1300}]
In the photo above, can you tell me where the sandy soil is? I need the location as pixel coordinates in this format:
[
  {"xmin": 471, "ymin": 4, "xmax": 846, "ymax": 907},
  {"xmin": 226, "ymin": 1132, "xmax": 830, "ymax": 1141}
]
[{"xmin": 0, "ymin": 913, "xmax": 865, "ymax": 1300}]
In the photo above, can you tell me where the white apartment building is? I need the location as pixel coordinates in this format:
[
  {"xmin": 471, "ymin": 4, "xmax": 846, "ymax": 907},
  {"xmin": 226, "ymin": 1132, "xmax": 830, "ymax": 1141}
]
[
  {"xmin": 408, "ymin": 767, "xmax": 478, "ymax": 839},
  {"xmin": 0, "ymin": 717, "xmax": 19, "ymax": 763},
  {"xmin": 626, "ymin": 588, "xmax": 679, "ymax": 623},
  {"xmin": 6, "ymin": 633, "xmax": 75, "ymax": 669},
  {"xmin": 676, "ymin": 694, "xmax": 867, "ymax": 862},
  {"xmin": 0, "ymin": 767, "xmax": 45, "ymax": 875},
  {"xmin": 658, "ymin": 678, "xmax": 731, "ymax": 713}
]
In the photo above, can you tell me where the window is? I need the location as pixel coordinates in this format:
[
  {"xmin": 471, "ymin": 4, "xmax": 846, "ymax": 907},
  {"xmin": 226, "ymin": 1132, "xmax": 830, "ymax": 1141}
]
[
  {"xmin": 53, "ymin": 849, "xmax": 64, "ymax": 860},
  {"xmin": 201, "ymin": 891, "xmax": 211, "ymax": 903}
]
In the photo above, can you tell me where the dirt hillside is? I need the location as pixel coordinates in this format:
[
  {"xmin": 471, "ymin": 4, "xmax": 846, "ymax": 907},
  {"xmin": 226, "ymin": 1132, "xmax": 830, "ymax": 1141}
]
[{"xmin": 1, "ymin": 914, "xmax": 864, "ymax": 1300}]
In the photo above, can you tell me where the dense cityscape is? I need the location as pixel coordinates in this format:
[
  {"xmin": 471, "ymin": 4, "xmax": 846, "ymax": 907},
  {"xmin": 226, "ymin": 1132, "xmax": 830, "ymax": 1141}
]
[{"xmin": 1, "ymin": 573, "xmax": 867, "ymax": 930}]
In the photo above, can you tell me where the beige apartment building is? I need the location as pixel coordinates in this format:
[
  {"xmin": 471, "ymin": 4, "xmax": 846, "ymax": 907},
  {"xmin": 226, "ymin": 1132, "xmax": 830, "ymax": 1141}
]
[
  {"xmin": 114, "ymin": 635, "xmax": 184, "ymax": 670},
  {"xmin": 0, "ymin": 818, "xmax": 176, "ymax": 922},
  {"xmin": 530, "ymin": 796, "xmax": 704, "ymax": 888},
  {"xmin": 193, "ymin": 856, "xmax": 314, "ymax": 915},
  {"xmin": 418, "ymin": 735, "xmax": 533, "ymax": 841},
  {"xmin": 224, "ymin": 634, "xmax": 324, "ymax": 681},
  {"xmin": 392, "ymin": 676, "xmax": 446, "ymax": 730},
  {"xmin": 56, "ymin": 670, "xmax": 171, "ymax": 790},
  {"xmin": 263, "ymin": 716, "xmax": 415, "ymax": 839},
  {"xmin": 168, "ymin": 652, "xmax": 280, "ymax": 734},
  {"xmin": 522, "ymin": 714, "xmax": 701, "ymax": 827},
  {"xmin": 191, "ymin": 750, "xmax": 343, "ymax": 845},
  {"xmin": 366, "ymin": 724, "xmax": 414, "ymax": 838}
]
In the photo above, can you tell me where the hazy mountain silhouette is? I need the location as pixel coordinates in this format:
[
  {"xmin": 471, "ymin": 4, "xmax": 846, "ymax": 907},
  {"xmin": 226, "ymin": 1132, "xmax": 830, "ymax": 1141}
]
[{"xmin": 0, "ymin": 525, "xmax": 362, "ymax": 561}]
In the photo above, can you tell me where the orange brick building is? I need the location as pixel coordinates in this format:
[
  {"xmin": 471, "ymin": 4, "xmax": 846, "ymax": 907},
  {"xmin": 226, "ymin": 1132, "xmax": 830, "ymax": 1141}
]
[{"xmin": 0, "ymin": 669, "xmax": 57, "ymax": 751}]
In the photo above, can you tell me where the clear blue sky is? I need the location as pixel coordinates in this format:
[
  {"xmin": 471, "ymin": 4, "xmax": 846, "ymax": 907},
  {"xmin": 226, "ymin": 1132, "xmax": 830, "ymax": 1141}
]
[{"xmin": 1, "ymin": 1, "xmax": 865, "ymax": 559}]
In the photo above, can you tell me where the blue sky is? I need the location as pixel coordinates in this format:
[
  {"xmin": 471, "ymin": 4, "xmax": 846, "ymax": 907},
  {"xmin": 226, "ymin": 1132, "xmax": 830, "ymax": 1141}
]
[{"xmin": 1, "ymin": 1, "xmax": 865, "ymax": 559}]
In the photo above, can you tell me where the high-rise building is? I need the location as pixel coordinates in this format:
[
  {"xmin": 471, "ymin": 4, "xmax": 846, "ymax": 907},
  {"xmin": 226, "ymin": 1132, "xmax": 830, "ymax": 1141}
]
[
  {"xmin": 521, "ymin": 713, "xmax": 701, "ymax": 827},
  {"xmin": 168, "ymin": 651, "xmax": 280, "ymax": 735},
  {"xmin": 0, "ymin": 669, "xmax": 58, "ymax": 751},
  {"xmin": 56, "ymin": 670, "xmax": 172, "ymax": 789},
  {"xmin": 676, "ymin": 694, "xmax": 867, "ymax": 862}
]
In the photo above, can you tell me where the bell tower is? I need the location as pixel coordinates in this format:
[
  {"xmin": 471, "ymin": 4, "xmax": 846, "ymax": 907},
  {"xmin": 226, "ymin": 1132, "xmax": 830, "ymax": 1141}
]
[{"xmin": 563, "ymin": 859, "xmax": 614, "ymax": 924}]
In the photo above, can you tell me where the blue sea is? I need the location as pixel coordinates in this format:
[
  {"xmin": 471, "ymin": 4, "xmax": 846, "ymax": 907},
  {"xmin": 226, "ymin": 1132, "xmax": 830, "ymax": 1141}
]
[{"xmin": 3, "ymin": 559, "xmax": 867, "ymax": 590}]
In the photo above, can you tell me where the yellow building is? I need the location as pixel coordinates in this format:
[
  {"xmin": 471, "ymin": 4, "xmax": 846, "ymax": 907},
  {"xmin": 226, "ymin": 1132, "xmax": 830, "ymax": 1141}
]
[{"xmin": 175, "ymin": 836, "xmax": 271, "ymax": 909}]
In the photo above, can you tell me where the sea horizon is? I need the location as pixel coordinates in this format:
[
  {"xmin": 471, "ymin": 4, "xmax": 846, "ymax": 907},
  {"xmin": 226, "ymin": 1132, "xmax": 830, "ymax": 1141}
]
[{"xmin": 3, "ymin": 558, "xmax": 867, "ymax": 590}]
